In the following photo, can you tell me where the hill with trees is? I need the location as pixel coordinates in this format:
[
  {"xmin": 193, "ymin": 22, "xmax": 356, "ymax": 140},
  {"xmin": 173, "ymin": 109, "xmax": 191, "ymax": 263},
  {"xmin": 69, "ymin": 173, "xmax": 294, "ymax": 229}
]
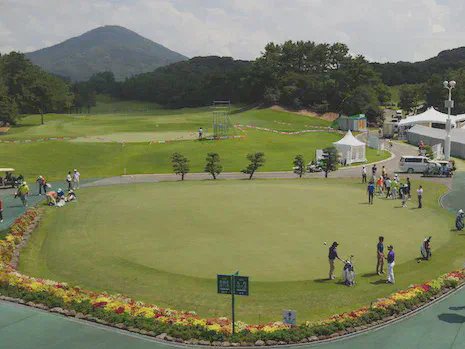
[
  {"xmin": 25, "ymin": 25, "xmax": 188, "ymax": 82},
  {"xmin": 372, "ymin": 47, "xmax": 465, "ymax": 86},
  {"xmin": 113, "ymin": 41, "xmax": 391, "ymax": 121}
]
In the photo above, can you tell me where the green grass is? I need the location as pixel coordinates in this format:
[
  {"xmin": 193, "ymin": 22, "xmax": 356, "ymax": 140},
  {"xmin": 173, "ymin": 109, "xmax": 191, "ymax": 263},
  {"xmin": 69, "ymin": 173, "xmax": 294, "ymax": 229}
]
[
  {"xmin": 19, "ymin": 179, "xmax": 458, "ymax": 324},
  {"xmin": 0, "ymin": 106, "xmax": 388, "ymax": 181}
]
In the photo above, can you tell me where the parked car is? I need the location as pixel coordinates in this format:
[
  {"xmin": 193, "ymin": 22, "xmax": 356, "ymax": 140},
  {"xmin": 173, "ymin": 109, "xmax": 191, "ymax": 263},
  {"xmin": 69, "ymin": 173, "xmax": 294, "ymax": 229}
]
[{"xmin": 399, "ymin": 156, "xmax": 431, "ymax": 173}]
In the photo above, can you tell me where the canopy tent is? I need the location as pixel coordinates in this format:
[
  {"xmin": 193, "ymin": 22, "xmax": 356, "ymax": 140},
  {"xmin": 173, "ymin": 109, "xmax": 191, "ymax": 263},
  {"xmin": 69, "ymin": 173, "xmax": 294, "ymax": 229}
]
[
  {"xmin": 333, "ymin": 130, "xmax": 367, "ymax": 165},
  {"xmin": 398, "ymin": 107, "xmax": 465, "ymax": 128},
  {"xmin": 407, "ymin": 124, "xmax": 465, "ymax": 159}
]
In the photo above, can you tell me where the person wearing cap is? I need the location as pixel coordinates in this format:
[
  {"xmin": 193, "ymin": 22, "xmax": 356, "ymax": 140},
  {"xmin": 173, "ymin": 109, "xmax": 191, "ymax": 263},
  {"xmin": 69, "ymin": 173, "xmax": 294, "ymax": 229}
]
[
  {"xmin": 17, "ymin": 181, "xmax": 30, "ymax": 207},
  {"xmin": 386, "ymin": 245, "xmax": 395, "ymax": 284},
  {"xmin": 328, "ymin": 242, "xmax": 344, "ymax": 280},
  {"xmin": 36, "ymin": 175, "xmax": 47, "ymax": 196},
  {"xmin": 72, "ymin": 169, "xmax": 80, "ymax": 190},
  {"xmin": 456, "ymin": 209, "xmax": 464, "ymax": 231},
  {"xmin": 362, "ymin": 166, "xmax": 367, "ymax": 184},
  {"xmin": 367, "ymin": 181, "xmax": 375, "ymax": 204},
  {"xmin": 376, "ymin": 236, "xmax": 385, "ymax": 275},
  {"xmin": 421, "ymin": 237, "xmax": 432, "ymax": 260}
]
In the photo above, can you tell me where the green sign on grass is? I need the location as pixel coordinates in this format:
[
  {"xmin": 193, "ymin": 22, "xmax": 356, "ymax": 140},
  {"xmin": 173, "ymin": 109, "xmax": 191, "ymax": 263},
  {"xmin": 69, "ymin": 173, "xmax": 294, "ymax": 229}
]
[
  {"xmin": 217, "ymin": 274, "xmax": 233, "ymax": 294},
  {"xmin": 217, "ymin": 271, "xmax": 249, "ymax": 335}
]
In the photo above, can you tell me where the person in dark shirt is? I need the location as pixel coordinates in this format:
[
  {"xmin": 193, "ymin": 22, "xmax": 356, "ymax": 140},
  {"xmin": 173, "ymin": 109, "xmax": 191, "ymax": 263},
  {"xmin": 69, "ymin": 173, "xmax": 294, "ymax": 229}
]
[
  {"xmin": 376, "ymin": 236, "xmax": 385, "ymax": 275},
  {"xmin": 367, "ymin": 182, "xmax": 375, "ymax": 204},
  {"xmin": 328, "ymin": 242, "xmax": 344, "ymax": 280},
  {"xmin": 386, "ymin": 245, "xmax": 395, "ymax": 284},
  {"xmin": 407, "ymin": 178, "xmax": 411, "ymax": 200}
]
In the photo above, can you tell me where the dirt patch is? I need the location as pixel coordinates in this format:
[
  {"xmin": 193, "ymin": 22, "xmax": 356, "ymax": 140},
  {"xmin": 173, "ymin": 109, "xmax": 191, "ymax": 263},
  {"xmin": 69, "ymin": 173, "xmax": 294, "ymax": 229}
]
[
  {"xmin": 270, "ymin": 105, "xmax": 340, "ymax": 122},
  {"xmin": 70, "ymin": 131, "xmax": 207, "ymax": 143}
]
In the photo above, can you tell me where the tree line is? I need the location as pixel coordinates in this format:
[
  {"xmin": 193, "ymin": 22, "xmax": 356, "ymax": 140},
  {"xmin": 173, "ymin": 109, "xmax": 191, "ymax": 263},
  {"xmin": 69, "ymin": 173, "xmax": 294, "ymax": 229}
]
[
  {"xmin": 398, "ymin": 67, "xmax": 465, "ymax": 115},
  {"xmin": 171, "ymin": 147, "xmax": 339, "ymax": 180},
  {"xmin": 0, "ymin": 52, "xmax": 73, "ymax": 126}
]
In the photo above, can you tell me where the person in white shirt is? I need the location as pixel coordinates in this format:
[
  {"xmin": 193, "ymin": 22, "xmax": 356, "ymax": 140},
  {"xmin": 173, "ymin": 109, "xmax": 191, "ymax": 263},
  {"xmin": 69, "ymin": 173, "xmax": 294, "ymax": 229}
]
[
  {"xmin": 66, "ymin": 171, "xmax": 72, "ymax": 191},
  {"xmin": 362, "ymin": 166, "xmax": 367, "ymax": 183},
  {"xmin": 72, "ymin": 169, "xmax": 81, "ymax": 190},
  {"xmin": 417, "ymin": 185, "xmax": 423, "ymax": 208}
]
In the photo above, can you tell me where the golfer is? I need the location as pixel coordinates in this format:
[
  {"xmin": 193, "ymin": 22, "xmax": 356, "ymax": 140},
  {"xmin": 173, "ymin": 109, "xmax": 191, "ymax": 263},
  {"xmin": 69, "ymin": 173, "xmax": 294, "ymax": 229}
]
[
  {"xmin": 376, "ymin": 236, "xmax": 385, "ymax": 275},
  {"xmin": 386, "ymin": 245, "xmax": 395, "ymax": 284},
  {"xmin": 382, "ymin": 166, "xmax": 387, "ymax": 178},
  {"xmin": 18, "ymin": 182, "xmax": 30, "ymax": 207},
  {"xmin": 367, "ymin": 181, "xmax": 375, "ymax": 204},
  {"xmin": 0, "ymin": 198, "xmax": 3, "ymax": 223},
  {"xmin": 36, "ymin": 176, "xmax": 47, "ymax": 195},
  {"xmin": 328, "ymin": 242, "xmax": 344, "ymax": 280},
  {"xmin": 362, "ymin": 166, "xmax": 367, "ymax": 184},
  {"xmin": 400, "ymin": 184, "xmax": 407, "ymax": 208},
  {"xmin": 421, "ymin": 237, "xmax": 432, "ymax": 260},
  {"xmin": 72, "ymin": 169, "xmax": 80, "ymax": 190},
  {"xmin": 66, "ymin": 171, "xmax": 72, "ymax": 191},
  {"xmin": 199, "ymin": 127, "xmax": 203, "ymax": 139},
  {"xmin": 417, "ymin": 185, "xmax": 423, "ymax": 208}
]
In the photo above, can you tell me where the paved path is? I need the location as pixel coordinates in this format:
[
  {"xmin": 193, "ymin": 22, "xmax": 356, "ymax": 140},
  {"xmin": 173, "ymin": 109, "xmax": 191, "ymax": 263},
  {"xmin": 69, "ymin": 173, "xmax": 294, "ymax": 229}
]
[{"xmin": 2, "ymin": 285, "xmax": 465, "ymax": 349}]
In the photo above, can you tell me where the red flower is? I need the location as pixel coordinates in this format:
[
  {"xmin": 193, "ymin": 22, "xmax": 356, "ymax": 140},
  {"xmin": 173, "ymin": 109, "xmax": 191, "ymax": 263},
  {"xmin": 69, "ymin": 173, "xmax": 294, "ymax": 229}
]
[
  {"xmin": 92, "ymin": 302, "xmax": 107, "ymax": 308},
  {"xmin": 115, "ymin": 307, "xmax": 125, "ymax": 314}
]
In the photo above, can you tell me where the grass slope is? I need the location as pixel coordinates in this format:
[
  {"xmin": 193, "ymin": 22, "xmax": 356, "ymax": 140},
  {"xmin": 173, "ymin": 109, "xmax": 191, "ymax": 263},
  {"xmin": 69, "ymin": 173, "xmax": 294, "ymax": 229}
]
[
  {"xmin": 0, "ymin": 107, "xmax": 388, "ymax": 180},
  {"xmin": 19, "ymin": 179, "xmax": 457, "ymax": 324}
]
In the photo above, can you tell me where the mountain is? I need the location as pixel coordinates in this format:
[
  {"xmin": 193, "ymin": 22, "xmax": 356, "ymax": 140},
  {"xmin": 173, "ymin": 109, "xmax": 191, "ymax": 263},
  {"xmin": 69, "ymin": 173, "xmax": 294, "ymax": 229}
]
[
  {"xmin": 372, "ymin": 47, "xmax": 465, "ymax": 86},
  {"xmin": 25, "ymin": 25, "xmax": 188, "ymax": 82}
]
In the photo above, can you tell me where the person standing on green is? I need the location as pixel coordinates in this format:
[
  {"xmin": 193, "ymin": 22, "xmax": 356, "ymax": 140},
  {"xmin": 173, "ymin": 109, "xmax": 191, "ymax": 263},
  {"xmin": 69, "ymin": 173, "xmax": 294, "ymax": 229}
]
[
  {"xmin": 328, "ymin": 242, "xmax": 344, "ymax": 280},
  {"xmin": 367, "ymin": 182, "xmax": 375, "ymax": 204},
  {"xmin": 417, "ymin": 185, "xmax": 423, "ymax": 208},
  {"xmin": 376, "ymin": 236, "xmax": 385, "ymax": 275}
]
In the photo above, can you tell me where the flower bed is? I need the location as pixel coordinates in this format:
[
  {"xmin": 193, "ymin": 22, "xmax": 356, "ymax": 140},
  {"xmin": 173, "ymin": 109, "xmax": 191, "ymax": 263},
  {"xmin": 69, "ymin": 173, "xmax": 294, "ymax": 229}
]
[{"xmin": 0, "ymin": 209, "xmax": 464, "ymax": 345}]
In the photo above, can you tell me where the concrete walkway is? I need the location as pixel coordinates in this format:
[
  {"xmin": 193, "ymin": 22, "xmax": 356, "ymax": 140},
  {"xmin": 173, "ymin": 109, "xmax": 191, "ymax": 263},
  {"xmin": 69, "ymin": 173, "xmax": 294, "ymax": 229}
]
[{"xmin": 1, "ymin": 285, "xmax": 465, "ymax": 349}]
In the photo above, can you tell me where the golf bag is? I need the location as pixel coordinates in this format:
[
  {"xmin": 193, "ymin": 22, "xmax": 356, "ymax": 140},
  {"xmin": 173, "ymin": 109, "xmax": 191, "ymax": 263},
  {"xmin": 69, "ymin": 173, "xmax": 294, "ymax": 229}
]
[
  {"xmin": 456, "ymin": 214, "xmax": 464, "ymax": 231},
  {"xmin": 343, "ymin": 256, "xmax": 355, "ymax": 286},
  {"xmin": 420, "ymin": 239, "xmax": 432, "ymax": 260}
]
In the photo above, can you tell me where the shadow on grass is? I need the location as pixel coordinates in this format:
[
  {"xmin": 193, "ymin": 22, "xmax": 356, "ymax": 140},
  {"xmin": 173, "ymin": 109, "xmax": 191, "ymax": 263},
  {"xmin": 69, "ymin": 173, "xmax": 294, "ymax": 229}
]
[
  {"xmin": 371, "ymin": 279, "xmax": 388, "ymax": 285},
  {"xmin": 438, "ymin": 313, "xmax": 465, "ymax": 324},
  {"xmin": 362, "ymin": 273, "xmax": 379, "ymax": 278},
  {"xmin": 314, "ymin": 278, "xmax": 331, "ymax": 283}
]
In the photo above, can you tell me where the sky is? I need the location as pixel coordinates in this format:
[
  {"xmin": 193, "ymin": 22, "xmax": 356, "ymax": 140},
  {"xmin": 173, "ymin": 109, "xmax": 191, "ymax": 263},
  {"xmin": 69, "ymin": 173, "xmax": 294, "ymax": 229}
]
[{"xmin": 1, "ymin": 0, "xmax": 465, "ymax": 63}]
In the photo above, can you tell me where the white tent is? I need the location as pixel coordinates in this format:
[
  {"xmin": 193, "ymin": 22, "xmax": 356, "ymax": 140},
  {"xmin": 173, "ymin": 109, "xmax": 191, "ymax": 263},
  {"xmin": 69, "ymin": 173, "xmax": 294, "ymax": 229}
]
[
  {"xmin": 398, "ymin": 107, "xmax": 465, "ymax": 128},
  {"xmin": 333, "ymin": 130, "xmax": 367, "ymax": 165}
]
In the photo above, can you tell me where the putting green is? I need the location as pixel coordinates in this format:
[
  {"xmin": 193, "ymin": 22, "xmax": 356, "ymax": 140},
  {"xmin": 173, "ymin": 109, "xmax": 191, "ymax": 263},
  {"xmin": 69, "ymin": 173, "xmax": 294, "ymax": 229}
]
[
  {"xmin": 19, "ymin": 179, "xmax": 457, "ymax": 324},
  {"xmin": 52, "ymin": 180, "xmax": 448, "ymax": 282}
]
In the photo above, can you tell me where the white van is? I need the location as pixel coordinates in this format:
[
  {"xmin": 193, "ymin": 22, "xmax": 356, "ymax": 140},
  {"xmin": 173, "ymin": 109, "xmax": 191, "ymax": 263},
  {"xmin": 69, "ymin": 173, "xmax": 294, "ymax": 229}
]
[{"xmin": 399, "ymin": 156, "xmax": 431, "ymax": 173}]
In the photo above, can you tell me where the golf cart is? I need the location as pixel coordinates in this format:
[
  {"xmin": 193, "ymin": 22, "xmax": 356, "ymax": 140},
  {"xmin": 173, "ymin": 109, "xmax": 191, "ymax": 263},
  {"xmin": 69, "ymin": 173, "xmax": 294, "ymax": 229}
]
[
  {"xmin": 0, "ymin": 168, "xmax": 21, "ymax": 188},
  {"xmin": 423, "ymin": 161, "xmax": 454, "ymax": 178}
]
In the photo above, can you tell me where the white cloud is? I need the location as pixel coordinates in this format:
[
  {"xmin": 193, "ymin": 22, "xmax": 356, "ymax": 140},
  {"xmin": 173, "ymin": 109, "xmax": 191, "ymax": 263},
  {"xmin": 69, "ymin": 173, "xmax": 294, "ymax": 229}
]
[{"xmin": 0, "ymin": 0, "xmax": 464, "ymax": 63}]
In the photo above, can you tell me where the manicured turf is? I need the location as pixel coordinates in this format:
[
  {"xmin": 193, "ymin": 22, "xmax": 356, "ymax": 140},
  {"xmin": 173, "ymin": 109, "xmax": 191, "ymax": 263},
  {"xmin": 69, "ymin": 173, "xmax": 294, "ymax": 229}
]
[
  {"xmin": 19, "ymin": 179, "xmax": 458, "ymax": 324},
  {"xmin": 0, "ymin": 106, "xmax": 388, "ymax": 181}
]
